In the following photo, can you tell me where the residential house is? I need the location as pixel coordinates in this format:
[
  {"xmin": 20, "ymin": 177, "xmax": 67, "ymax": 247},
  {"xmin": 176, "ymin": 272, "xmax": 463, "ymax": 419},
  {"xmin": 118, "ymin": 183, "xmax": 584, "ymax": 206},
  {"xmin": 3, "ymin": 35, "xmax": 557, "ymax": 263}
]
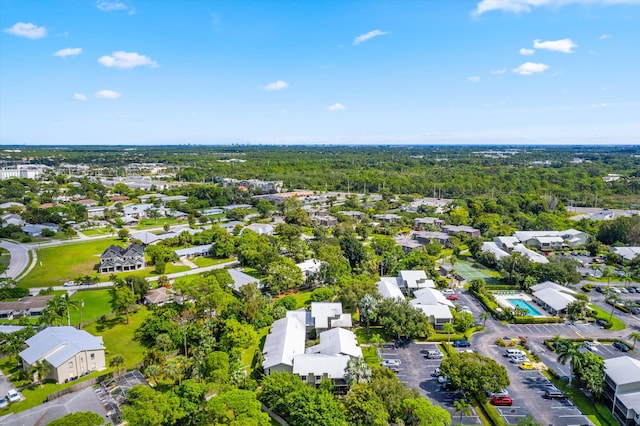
[
  {"xmin": 174, "ymin": 244, "xmax": 213, "ymax": 259},
  {"xmin": 244, "ymin": 223, "xmax": 274, "ymax": 235},
  {"xmin": 398, "ymin": 270, "xmax": 435, "ymax": 294},
  {"xmin": 590, "ymin": 210, "xmax": 616, "ymax": 221},
  {"xmin": 310, "ymin": 302, "xmax": 352, "ymax": 331},
  {"xmin": 377, "ymin": 278, "xmax": 405, "ymax": 300},
  {"xmin": 0, "ymin": 296, "xmax": 53, "ymax": 320},
  {"xmin": 312, "ymin": 215, "xmax": 338, "ymax": 227},
  {"xmin": 442, "ymin": 225, "xmax": 481, "ymax": 239},
  {"xmin": 74, "ymin": 199, "xmax": 98, "ymax": 207},
  {"xmin": 603, "ymin": 356, "xmax": 640, "ymax": 426},
  {"xmin": 228, "ymin": 268, "xmax": 261, "ymax": 294},
  {"xmin": 296, "ymin": 259, "xmax": 324, "ymax": 279},
  {"xmin": 99, "ymin": 244, "xmax": 145, "ymax": 273},
  {"xmin": 122, "ymin": 204, "xmax": 154, "ymax": 219},
  {"xmin": 21, "ymin": 223, "xmax": 58, "ymax": 236},
  {"xmin": 19, "ymin": 326, "xmax": 106, "ymax": 384},
  {"xmin": 373, "ymin": 213, "xmax": 402, "ymax": 224},
  {"xmin": 340, "ymin": 211, "xmax": 366, "ymax": 222},
  {"xmin": 414, "ymin": 231, "xmax": 450, "ymax": 247},
  {"xmin": 1, "ymin": 213, "xmax": 25, "ymax": 227},
  {"xmin": 530, "ymin": 281, "xmax": 577, "ymax": 316},
  {"xmin": 410, "ymin": 288, "xmax": 454, "ymax": 329},
  {"xmin": 395, "ymin": 236, "xmax": 423, "ymax": 253},
  {"xmin": 144, "ymin": 287, "xmax": 179, "ymax": 306},
  {"xmin": 512, "ymin": 229, "xmax": 589, "ymax": 249},
  {"xmin": 414, "ymin": 217, "xmax": 444, "ymax": 230},
  {"xmin": 613, "ymin": 247, "xmax": 640, "ymax": 262},
  {"xmin": 262, "ymin": 317, "xmax": 307, "ymax": 375},
  {"xmin": 87, "ymin": 206, "xmax": 108, "ymax": 218},
  {"xmin": 0, "ymin": 202, "xmax": 25, "ymax": 210}
]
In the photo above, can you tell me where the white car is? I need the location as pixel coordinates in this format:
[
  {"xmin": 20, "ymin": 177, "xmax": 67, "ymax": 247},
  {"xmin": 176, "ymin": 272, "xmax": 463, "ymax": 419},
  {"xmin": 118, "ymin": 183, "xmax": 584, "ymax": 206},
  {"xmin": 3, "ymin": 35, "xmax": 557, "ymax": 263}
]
[
  {"xmin": 486, "ymin": 389, "xmax": 509, "ymax": 398},
  {"xmin": 6, "ymin": 389, "xmax": 20, "ymax": 403},
  {"xmin": 584, "ymin": 341, "xmax": 598, "ymax": 352},
  {"xmin": 63, "ymin": 281, "xmax": 77, "ymax": 287},
  {"xmin": 441, "ymin": 289, "xmax": 455, "ymax": 295},
  {"xmin": 381, "ymin": 359, "xmax": 401, "ymax": 367},
  {"xmin": 510, "ymin": 356, "xmax": 530, "ymax": 364}
]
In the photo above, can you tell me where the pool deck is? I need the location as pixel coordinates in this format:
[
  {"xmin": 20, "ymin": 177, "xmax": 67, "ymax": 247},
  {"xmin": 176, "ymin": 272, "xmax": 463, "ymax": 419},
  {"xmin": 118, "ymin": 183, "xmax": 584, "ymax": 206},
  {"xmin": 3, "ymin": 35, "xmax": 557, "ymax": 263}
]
[{"xmin": 494, "ymin": 292, "xmax": 548, "ymax": 317}]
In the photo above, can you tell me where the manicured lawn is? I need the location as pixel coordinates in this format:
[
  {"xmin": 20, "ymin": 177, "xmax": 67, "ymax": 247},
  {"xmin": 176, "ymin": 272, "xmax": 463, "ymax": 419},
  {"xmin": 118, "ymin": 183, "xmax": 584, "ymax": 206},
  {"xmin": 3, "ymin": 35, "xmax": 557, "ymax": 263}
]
[
  {"xmin": 68, "ymin": 289, "xmax": 113, "ymax": 326},
  {"xmin": 134, "ymin": 218, "xmax": 189, "ymax": 230},
  {"xmin": 589, "ymin": 304, "xmax": 626, "ymax": 331},
  {"xmin": 192, "ymin": 256, "xmax": 234, "ymax": 268},
  {"xmin": 21, "ymin": 238, "xmax": 124, "ymax": 288},
  {"xmin": 82, "ymin": 228, "xmax": 114, "ymax": 236},
  {"xmin": 84, "ymin": 306, "xmax": 151, "ymax": 369},
  {"xmin": 244, "ymin": 326, "xmax": 270, "ymax": 375},
  {"xmin": 273, "ymin": 290, "xmax": 313, "ymax": 309}
]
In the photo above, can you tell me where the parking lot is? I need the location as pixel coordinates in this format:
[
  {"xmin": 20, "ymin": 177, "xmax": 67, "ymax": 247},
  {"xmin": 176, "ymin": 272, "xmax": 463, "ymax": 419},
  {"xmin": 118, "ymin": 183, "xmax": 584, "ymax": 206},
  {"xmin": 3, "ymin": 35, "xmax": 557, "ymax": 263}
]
[{"xmin": 379, "ymin": 342, "xmax": 482, "ymax": 425}]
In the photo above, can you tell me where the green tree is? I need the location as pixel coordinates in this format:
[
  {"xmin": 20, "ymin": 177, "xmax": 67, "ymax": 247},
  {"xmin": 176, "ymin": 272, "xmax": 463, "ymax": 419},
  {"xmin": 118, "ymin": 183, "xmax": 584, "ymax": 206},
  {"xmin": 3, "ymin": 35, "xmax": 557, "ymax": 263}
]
[
  {"xmin": 556, "ymin": 340, "xmax": 582, "ymax": 385},
  {"xmin": 453, "ymin": 398, "xmax": 473, "ymax": 425},
  {"xmin": 479, "ymin": 311, "xmax": 491, "ymax": 327},
  {"xmin": 264, "ymin": 258, "xmax": 303, "ymax": 295},
  {"xmin": 605, "ymin": 290, "xmax": 622, "ymax": 321},
  {"xmin": 399, "ymin": 397, "xmax": 451, "ymax": 426},
  {"xmin": 340, "ymin": 235, "xmax": 366, "ymax": 270},
  {"xmin": 344, "ymin": 357, "xmax": 372, "ymax": 385},
  {"xmin": 358, "ymin": 294, "xmax": 377, "ymax": 334},
  {"xmin": 440, "ymin": 352, "xmax": 510, "ymax": 400},
  {"xmin": 29, "ymin": 360, "xmax": 50, "ymax": 387},
  {"xmin": 442, "ymin": 322, "xmax": 455, "ymax": 349},
  {"xmin": 375, "ymin": 298, "xmax": 433, "ymax": 340},
  {"xmin": 343, "ymin": 383, "xmax": 389, "ymax": 426},
  {"xmin": 255, "ymin": 199, "xmax": 274, "ymax": 218},
  {"xmin": 109, "ymin": 354, "xmax": 125, "ymax": 373},
  {"xmin": 207, "ymin": 389, "xmax": 271, "ymax": 425},
  {"xmin": 46, "ymin": 411, "xmax": 104, "ymax": 426},
  {"xmin": 155, "ymin": 333, "xmax": 174, "ymax": 356},
  {"xmin": 629, "ymin": 331, "xmax": 640, "ymax": 350},
  {"xmin": 220, "ymin": 318, "xmax": 258, "ymax": 355},
  {"xmin": 122, "ymin": 384, "xmax": 185, "ymax": 426},
  {"xmin": 118, "ymin": 228, "xmax": 130, "ymax": 240},
  {"xmin": 517, "ymin": 414, "xmax": 543, "ymax": 426},
  {"xmin": 41, "ymin": 295, "xmax": 67, "ymax": 326},
  {"xmin": 109, "ymin": 285, "xmax": 137, "ymax": 324}
]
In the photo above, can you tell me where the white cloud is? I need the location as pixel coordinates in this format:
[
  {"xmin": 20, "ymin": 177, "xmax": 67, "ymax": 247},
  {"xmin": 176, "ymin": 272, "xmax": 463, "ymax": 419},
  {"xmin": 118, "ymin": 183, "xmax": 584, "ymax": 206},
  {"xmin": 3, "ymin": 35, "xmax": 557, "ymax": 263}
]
[
  {"xmin": 263, "ymin": 80, "xmax": 288, "ymax": 91},
  {"xmin": 473, "ymin": 0, "xmax": 640, "ymax": 16},
  {"xmin": 327, "ymin": 103, "xmax": 346, "ymax": 111},
  {"xmin": 467, "ymin": 76, "xmax": 481, "ymax": 83},
  {"xmin": 96, "ymin": 0, "xmax": 135, "ymax": 14},
  {"xmin": 491, "ymin": 68, "xmax": 508, "ymax": 74},
  {"xmin": 53, "ymin": 48, "xmax": 83, "ymax": 57},
  {"xmin": 72, "ymin": 93, "xmax": 88, "ymax": 101},
  {"xmin": 353, "ymin": 29, "xmax": 388, "ymax": 45},
  {"xmin": 600, "ymin": 33, "xmax": 612, "ymax": 39},
  {"xmin": 98, "ymin": 51, "xmax": 158, "ymax": 69},
  {"xmin": 520, "ymin": 48, "xmax": 535, "ymax": 55},
  {"xmin": 513, "ymin": 62, "xmax": 549, "ymax": 75},
  {"xmin": 4, "ymin": 22, "xmax": 47, "ymax": 39},
  {"xmin": 591, "ymin": 103, "xmax": 610, "ymax": 108},
  {"xmin": 94, "ymin": 90, "xmax": 121, "ymax": 99},
  {"xmin": 534, "ymin": 38, "xmax": 577, "ymax": 53}
]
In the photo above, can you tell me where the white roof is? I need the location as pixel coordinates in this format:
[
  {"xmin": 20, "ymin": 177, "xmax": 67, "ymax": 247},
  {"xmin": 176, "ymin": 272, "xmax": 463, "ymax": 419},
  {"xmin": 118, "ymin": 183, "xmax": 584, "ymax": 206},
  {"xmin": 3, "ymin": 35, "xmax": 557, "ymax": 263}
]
[
  {"xmin": 311, "ymin": 302, "xmax": 344, "ymax": 329},
  {"xmin": 245, "ymin": 223, "xmax": 274, "ymax": 235},
  {"xmin": 532, "ymin": 288, "xmax": 576, "ymax": 311},
  {"xmin": 531, "ymin": 281, "xmax": 576, "ymax": 295},
  {"xmin": 398, "ymin": 270, "xmax": 434, "ymax": 290},
  {"xmin": 262, "ymin": 317, "xmax": 306, "ymax": 370},
  {"xmin": 605, "ymin": 356, "xmax": 640, "ymax": 386},
  {"xmin": 411, "ymin": 288, "xmax": 454, "ymax": 307},
  {"xmin": 292, "ymin": 354, "xmax": 350, "ymax": 379},
  {"xmin": 613, "ymin": 247, "xmax": 640, "ymax": 261},
  {"xmin": 130, "ymin": 231, "xmax": 163, "ymax": 245},
  {"xmin": 228, "ymin": 268, "xmax": 260, "ymax": 292},
  {"xmin": 286, "ymin": 310, "xmax": 314, "ymax": 327},
  {"xmin": 296, "ymin": 259, "xmax": 323, "ymax": 274},
  {"xmin": 377, "ymin": 278, "xmax": 405, "ymax": 300},
  {"xmin": 20, "ymin": 326, "xmax": 104, "ymax": 368},
  {"xmin": 331, "ymin": 314, "xmax": 353, "ymax": 328},
  {"xmin": 513, "ymin": 230, "xmax": 560, "ymax": 241},
  {"xmin": 306, "ymin": 327, "xmax": 362, "ymax": 358},
  {"xmin": 481, "ymin": 242, "xmax": 510, "ymax": 260},
  {"xmin": 412, "ymin": 304, "xmax": 453, "ymax": 320},
  {"xmin": 494, "ymin": 236, "xmax": 520, "ymax": 249},
  {"xmin": 512, "ymin": 245, "xmax": 549, "ymax": 264},
  {"xmin": 174, "ymin": 244, "xmax": 212, "ymax": 257},
  {"xmin": 534, "ymin": 236, "xmax": 564, "ymax": 244}
]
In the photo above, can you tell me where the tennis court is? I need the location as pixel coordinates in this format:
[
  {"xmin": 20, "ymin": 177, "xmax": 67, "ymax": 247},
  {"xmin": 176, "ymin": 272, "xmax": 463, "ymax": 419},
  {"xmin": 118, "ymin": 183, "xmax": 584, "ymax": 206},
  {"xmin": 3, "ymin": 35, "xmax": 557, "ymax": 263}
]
[{"xmin": 453, "ymin": 260, "xmax": 497, "ymax": 283}]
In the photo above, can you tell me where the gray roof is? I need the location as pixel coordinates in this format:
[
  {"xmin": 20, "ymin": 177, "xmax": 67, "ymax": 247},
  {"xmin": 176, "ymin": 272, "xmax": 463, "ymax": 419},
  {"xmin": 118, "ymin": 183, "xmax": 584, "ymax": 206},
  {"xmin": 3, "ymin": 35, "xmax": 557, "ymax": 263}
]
[
  {"xmin": 605, "ymin": 356, "xmax": 640, "ymax": 386},
  {"xmin": 0, "ymin": 325, "xmax": 25, "ymax": 334},
  {"xmin": 377, "ymin": 278, "xmax": 405, "ymax": 300},
  {"xmin": 532, "ymin": 288, "xmax": 576, "ymax": 311},
  {"xmin": 292, "ymin": 353, "xmax": 350, "ymax": 379},
  {"xmin": 228, "ymin": 268, "xmax": 260, "ymax": 292},
  {"xmin": 412, "ymin": 304, "xmax": 453, "ymax": 320},
  {"xmin": 412, "ymin": 288, "xmax": 454, "ymax": 307},
  {"xmin": 130, "ymin": 231, "xmax": 163, "ymax": 245},
  {"xmin": 512, "ymin": 245, "xmax": 549, "ymax": 264},
  {"xmin": 482, "ymin": 242, "xmax": 510, "ymax": 260},
  {"xmin": 174, "ymin": 244, "xmax": 213, "ymax": 257},
  {"xmin": 613, "ymin": 247, "xmax": 640, "ymax": 261},
  {"xmin": 20, "ymin": 326, "xmax": 104, "ymax": 367},
  {"xmin": 531, "ymin": 281, "xmax": 576, "ymax": 295},
  {"xmin": 262, "ymin": 317, "xmax": 306, "ymax": 370}
]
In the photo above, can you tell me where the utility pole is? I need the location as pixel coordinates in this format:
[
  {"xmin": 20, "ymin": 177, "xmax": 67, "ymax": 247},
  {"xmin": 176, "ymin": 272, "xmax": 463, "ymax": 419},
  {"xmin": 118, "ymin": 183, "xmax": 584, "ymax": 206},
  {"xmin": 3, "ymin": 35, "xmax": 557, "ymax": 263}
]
[{"xmin": 80, "ymin": 300, "xmax": 84, "ymax": 329}]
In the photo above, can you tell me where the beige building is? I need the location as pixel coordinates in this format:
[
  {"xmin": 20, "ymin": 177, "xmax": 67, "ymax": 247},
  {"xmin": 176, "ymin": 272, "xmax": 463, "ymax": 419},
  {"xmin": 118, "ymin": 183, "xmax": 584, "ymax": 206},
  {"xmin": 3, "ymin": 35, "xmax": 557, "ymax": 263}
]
[{"xmin": 19, "ymin": 326, "xmax": 106, "ymax": 384}]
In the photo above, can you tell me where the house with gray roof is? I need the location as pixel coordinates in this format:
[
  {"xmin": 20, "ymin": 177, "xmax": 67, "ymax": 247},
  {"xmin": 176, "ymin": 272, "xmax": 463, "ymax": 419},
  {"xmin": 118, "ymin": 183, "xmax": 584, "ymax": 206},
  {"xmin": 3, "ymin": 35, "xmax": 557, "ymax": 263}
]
[
  {"xmin": 613, "ymin": 247, "xmax": 640, "ymax": 262},
  {"xmin": 19, "ymin": 326, "xmax": 106, "ymax": 383},
  {"xmin": 262, "ymin": 317, "xmax": 307, "ymax": 375},
  {"xmin": 604, "ymin": 356, "xmax": 640, "ymax": 426},
  {"xmin": 228, "ymin": 268, "xmax": 261, "ymax": 293},
  {"xmin": 174, "ymin": 244, "xmax": 213, "ymax": 259},
  {"xmin": 99, "ymin": 244, "xmax": 145, "ymax": 273}
]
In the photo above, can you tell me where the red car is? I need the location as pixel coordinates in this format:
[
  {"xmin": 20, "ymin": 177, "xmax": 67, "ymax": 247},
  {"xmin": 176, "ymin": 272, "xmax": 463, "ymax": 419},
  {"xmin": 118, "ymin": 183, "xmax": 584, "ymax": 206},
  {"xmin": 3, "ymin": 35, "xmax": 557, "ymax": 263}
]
[
  {"xmin": 446, "ymin": 294, "xmax": 458, "ymax": 301},
  {"xmin": 491, "ymin": 396, "xmax": 513, "ymax": 406}
]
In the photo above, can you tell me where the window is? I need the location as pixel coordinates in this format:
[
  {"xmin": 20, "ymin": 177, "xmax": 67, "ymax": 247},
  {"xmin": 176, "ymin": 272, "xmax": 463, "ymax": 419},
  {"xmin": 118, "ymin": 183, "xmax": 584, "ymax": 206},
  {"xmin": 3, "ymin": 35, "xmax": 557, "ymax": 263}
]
[
  {"xmin": 90, "ymin": 353, "xmax": 95, "ymax": 360},
  {"xmin": 68, "ymin": 361, "xmax": 73, "ymax": 368},
  {"xmin": 301, "ymin": 375, "xmax": 307, "ymax": 381},
  {"xmin": 315, "ymin": 375, "xmax": 321, "ymax": 381}
]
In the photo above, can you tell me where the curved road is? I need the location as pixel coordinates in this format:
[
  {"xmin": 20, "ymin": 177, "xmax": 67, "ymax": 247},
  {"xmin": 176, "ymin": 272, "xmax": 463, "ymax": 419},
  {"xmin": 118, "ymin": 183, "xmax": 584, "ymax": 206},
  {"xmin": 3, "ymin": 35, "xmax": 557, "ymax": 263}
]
[{"xmin": 0, "ymin": 239, "xmax": 31, "ymax": 280}]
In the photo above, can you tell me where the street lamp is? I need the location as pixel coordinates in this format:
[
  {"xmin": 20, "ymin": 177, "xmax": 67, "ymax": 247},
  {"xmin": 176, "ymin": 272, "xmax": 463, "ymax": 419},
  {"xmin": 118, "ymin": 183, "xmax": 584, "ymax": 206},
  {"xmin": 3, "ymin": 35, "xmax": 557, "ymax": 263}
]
[{"xmin": 79, "ymin": 300, "xmax": 84, "ymax": 329}]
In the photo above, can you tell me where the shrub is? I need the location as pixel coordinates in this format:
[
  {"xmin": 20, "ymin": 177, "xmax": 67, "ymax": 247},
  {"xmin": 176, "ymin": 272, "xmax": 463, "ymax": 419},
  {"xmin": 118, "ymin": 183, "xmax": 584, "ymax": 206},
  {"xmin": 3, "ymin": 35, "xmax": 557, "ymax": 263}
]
[{"xmin": 514, "ymin": 316, "xmax": 560, "ymax": 324}]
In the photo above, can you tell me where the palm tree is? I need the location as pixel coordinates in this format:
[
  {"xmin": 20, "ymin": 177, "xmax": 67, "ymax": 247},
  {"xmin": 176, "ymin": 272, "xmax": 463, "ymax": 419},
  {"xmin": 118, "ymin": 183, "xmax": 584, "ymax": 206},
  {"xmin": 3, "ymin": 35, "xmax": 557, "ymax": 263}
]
[
  {"xmin": 41, "ymin": 295, "xmax": 66, "ymax": 326},
  {"xmin": 591, "ymin": 263, "xmax": 603, "ymax": 279},
  {"xmin": 442, "ymin": 322, "xmax": 455, "ymax": 352},
  {"xmin": 164, "ymin": 356, "xmax": 188, "ymax": 385},
  {"xmin": 155, "ymin": 333, "xmax": 173, "ymax": 356},
  {"xmin": 63, "ymin": 293, "xmax": 80, "ymax": 326},
  {"xmin": 29, "ymin": 360, "xmax": 50, "ymax": 387},
  {"xmin": 605, "ymin": 291, "xmax": 622, "ymax": 321},
  {"xmin": 602, "ymin": 266, "xmax": 615, "ymax": 288},
  {"xmin": 629, "ymin": 331, "xmax": 640, "ymax": 350},
  {"xmin": 556, "ymin": 340, "xmax": 582, "ymax": 385},
  {"xmin": 358, "ymin": 294, "xmax": 377, "ymax": 335},
  {"xmin": 479, "ymin": 311, "xmax": 491, "ymax": 327},
  {"xmin": 144, "ymin": 364, "xmax": 161, "ymax": 385},
  {"xmin": 453, "ymin": 399, "xmax": 473, "ymax": 425},
  {"xmin": 344, "ymin": 357, "xmax": 372, "ymax": 385},
  {"xmin": 109, "ymin": 354, "xmax": 125, "ymax": 374}
]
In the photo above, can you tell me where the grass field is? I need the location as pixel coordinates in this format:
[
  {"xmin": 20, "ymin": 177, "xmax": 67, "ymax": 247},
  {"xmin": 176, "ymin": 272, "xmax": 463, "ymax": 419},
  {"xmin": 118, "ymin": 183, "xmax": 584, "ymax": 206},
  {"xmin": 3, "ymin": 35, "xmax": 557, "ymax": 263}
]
[
  {"xmin": 22, "ymin": 238, "xmax": 124, "ymax": 287},
  {"xmin": 68, "ymin": 289, "xmax": 113, "ymax": 326},
  {"xmin": 192, "ymin": 256, "xmax": 234, "ymax": 268}
]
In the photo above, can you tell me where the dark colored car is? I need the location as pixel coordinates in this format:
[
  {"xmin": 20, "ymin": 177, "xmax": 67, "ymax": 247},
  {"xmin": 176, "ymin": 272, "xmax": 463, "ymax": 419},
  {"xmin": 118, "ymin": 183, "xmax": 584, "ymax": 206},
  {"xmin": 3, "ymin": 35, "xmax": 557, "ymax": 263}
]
[
  {"xmin": 613, "ymin": 341, "xmax": 630, "ymax": 352},
  {"xmin": 544, "ymin": 388, "xmax": 567, "ymax": 399},
  {"xmin": 596, "ymin": 319, "xmax": 608, "ymax": 327},
  {"xmin": 453, "ymin": 339, "xmax": 471, "ymax": 348},
  {"xmin": 491, "ymin": 396, "xmax": 513, "ymax": 406},
  {"xmin": 594, "ymin": 286, "xmax": 604, "ymax": 293}
]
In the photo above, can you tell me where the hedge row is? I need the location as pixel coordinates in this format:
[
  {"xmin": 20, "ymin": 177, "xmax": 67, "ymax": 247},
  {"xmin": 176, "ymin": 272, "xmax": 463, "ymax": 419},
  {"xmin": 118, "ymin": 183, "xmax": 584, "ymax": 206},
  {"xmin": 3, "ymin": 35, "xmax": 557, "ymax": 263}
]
[
  {"xmin": 514, "ymin": 316, "xmax": 560, "ymax": 324},
  {"xmin": 0, "ymin": 286, "xmax": 30, "ymax": 300}
]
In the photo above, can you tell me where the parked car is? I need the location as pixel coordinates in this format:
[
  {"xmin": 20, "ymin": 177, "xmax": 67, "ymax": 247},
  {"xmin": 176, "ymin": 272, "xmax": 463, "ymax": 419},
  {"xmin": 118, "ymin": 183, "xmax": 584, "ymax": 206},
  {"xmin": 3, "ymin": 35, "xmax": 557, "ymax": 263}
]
[
  {"xmin": 441, "ymin": 289, "xmax": 455, "ymax": 295},
  {"xmin": 6, "ymin": 389, "xmax": 20, "ymax": 403},
  {"xmin": 613, "ymin": 341, "xmax": 630, "ymax": 352},
  {"xmin": 510, "ymin": 356, "xmax": 530, "ymax": 364},
  {"xmin": 491, "ymin": 396, "xmax": 513, "ymax": 406},
  {"xmin": 486, "ymin": 389, "xmax": 509, "ymax": 398},
  {"xmin": 544, "ymin": 388, "xmax": 567, "ymax": 399},
  {"xmin": 596, "ymin": 319, "xmax": 608, "ymax": 327},
  {"xmin": 63, "ymin": 281, "xmax": 77, "ymax": 287},
  {"xmin": 424, "ymin": 350, "xmax": 444, "ymax": 359},
  {"xmin": 631, "ymin": 307, "xmax": 640, "ymax": 315},
  {"xmin": 519, "ymin": 361, "xmax": 536, "ymax": 370},
  {"xmin": 446, "ymin": 294, "xmax": 458, "ymax": 301},
  {"xmin": 0, "ymin": 397, "xmax": 7, "ymax": 408},
  {"xmin": 583, "ymin": 341, "xmax": 598, "ymax": 352},
  {"xmin": 381, "ymin": 359, "xmax": 401, "ymax": 367},
  {"xmin": 594, "ymin": 286, "xmax": 604, "ymax": 293},
  {"xmin": 453, "ymin": 339, "xmax": 471, "ymax": 348}
]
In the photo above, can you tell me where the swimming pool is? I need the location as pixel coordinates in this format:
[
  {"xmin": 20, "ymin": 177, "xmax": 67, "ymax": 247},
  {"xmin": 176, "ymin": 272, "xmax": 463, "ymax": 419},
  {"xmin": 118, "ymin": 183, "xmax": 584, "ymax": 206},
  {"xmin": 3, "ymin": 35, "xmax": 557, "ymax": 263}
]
[{"xmin": 507, "ymin": 298, "xmax": 542, "ymax": 316}]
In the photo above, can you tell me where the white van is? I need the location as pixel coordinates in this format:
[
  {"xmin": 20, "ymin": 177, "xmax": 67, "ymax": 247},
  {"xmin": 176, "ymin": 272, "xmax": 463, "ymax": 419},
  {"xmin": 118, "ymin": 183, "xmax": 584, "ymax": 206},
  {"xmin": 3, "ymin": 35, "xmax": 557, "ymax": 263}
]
[
  {"xmin": 504, "ymin": 348, "xmax": 525, "ymax": 357},
  {"xmin": 441, "ymin": 289, "xmax": 455, "ymax": 296}
]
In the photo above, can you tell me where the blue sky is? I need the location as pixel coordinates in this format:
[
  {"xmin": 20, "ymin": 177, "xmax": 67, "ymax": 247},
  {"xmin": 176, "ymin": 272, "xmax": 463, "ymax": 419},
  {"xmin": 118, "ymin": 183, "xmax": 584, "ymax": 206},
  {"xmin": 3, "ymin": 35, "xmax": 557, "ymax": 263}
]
[{"xmin": 1, "ymin": 0, "xmax": 639, "ymax": 145}]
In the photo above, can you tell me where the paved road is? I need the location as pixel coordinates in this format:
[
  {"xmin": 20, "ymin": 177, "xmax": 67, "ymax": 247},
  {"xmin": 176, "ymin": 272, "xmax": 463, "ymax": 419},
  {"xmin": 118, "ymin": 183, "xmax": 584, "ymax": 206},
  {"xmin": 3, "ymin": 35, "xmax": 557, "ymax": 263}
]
[{"xmin": 0, "ymin": 239, "xmax": 31, "ymax": 280}]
